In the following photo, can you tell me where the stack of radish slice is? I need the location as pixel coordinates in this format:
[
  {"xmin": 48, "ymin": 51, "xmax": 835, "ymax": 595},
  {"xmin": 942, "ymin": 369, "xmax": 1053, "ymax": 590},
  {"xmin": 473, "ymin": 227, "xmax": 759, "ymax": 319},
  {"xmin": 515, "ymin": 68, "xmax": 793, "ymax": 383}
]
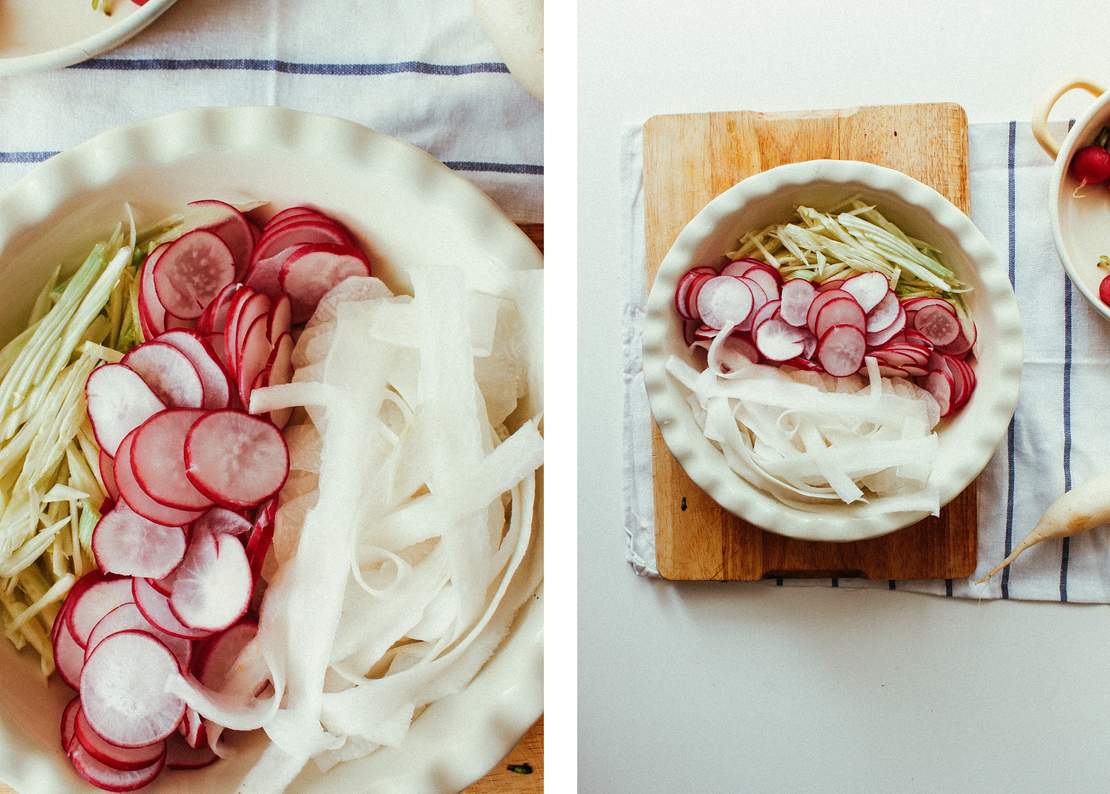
[
  {"xmin": 51, "ymin": 199, "xmax": 363, "ymax": 790},
  {"xmin": 675, "ymin": 258, "xmax": 978, "ymax": 417}
]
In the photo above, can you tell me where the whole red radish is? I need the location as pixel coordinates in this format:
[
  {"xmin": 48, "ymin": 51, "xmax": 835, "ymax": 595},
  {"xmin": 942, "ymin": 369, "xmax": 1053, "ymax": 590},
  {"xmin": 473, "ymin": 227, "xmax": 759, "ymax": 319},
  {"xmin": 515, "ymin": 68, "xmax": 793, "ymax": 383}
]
[
  {"xmin": 1099, "ymin": 274, "xmax": 1110, "ymax": 307},
  {"xmin": 1070, "ymin": 145, "xmax": 1110, "ymax": 185}
]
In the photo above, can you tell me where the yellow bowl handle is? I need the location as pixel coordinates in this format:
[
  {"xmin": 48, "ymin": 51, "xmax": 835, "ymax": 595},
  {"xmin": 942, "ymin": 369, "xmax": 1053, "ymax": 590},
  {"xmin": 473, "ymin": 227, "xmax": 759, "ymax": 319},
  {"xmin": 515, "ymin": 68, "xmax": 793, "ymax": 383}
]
[{"xmin": 1032, "ymin": 77, "xmax": 1106, "ymax": 159}]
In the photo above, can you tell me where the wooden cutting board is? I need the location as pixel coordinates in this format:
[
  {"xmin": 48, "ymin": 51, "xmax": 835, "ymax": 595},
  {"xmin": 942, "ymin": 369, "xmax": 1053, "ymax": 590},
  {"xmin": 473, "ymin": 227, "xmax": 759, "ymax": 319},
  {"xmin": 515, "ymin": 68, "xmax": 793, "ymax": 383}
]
[{"xmin": 644, "ymin": 103, "xmax": 977, "ymax": 581}]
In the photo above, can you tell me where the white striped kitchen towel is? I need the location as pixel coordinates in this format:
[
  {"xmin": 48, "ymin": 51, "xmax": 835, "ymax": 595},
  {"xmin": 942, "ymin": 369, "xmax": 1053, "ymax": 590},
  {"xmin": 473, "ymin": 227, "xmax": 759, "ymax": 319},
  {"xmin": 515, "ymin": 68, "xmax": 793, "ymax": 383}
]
[
  {"xmin": 0, "ymin": 0, "xmax": 543, "ymax": 223},
  {"xmin": 622, "ymin": 120, "xmax": 1110, "ymax": 602}
]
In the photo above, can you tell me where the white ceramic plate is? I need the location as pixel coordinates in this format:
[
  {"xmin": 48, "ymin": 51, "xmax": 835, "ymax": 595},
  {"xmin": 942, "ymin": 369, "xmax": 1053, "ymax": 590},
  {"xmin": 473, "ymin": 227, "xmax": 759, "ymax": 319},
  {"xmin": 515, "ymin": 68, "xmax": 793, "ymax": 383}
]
[
  {"xmin": 0, "ymin": 0, "xmax": 177, "ymax": 76},
  {"xmin": 642, "ymin": 160, "xmax": 1022, "ymax": 543},
  {"xmin": 0, "ymin": 106, "xmax": 543, "ymax": 793}
]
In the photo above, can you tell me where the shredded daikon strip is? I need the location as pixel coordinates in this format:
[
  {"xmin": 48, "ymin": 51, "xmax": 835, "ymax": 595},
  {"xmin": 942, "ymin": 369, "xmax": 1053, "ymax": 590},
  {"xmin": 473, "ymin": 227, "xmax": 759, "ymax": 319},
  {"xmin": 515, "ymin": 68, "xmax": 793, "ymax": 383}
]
[
  {"xmin": 223, "ymin": 265, "xmax": 542, "ymax": 789},
  {"xmin": 669, "ymin": 352, "xmax": 940, "ymax": 514}
]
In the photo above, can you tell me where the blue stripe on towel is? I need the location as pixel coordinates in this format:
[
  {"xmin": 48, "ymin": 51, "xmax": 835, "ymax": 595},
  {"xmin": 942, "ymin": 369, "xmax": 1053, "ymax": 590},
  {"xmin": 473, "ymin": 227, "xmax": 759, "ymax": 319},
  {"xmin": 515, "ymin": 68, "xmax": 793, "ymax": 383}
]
[
  {"xmin": 945, "ymin": 579, "xmax": 953, "ymax": 597},
  {"xmin": 0, "ymin": 151, "xmax": 57, "ymax": 163},
  {"xmin": 0, "ymin": 151, "xmax": 541, "ymax": 176},
  {"xmin": 1061, "ymin": 277, "xmax": 1074, "ymax": 602},
  {"xmin": 1001, "ymin": 120, "xmax": 1018, "ymax": 600},
  {"xmin": 69, "ymin": 58, "xmax": 510, "ymax": 76},
  {"xmin": 888, "ymin": 580, "xmax": 896, "ymax": 591}
]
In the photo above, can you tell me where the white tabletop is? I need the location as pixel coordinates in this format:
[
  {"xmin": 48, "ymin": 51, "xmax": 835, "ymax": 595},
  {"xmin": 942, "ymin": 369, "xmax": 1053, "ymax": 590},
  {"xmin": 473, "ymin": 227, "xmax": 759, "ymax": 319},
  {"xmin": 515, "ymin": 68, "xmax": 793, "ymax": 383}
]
[{"xmin": 578, "ymin": 1, "xmax": 1110, "ymax": 790}]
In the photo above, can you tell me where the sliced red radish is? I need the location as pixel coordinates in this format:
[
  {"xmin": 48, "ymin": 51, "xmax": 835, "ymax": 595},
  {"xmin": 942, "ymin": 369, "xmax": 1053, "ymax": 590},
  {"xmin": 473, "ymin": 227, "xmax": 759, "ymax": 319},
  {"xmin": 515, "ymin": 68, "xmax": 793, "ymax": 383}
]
[
  {"xmin": 197, "ymin": 283, "xmax": 239, "ymax": 337},
  {"xmin": 194, "ymin": 620, "xmax": 257, "ymax": 689},
  {"xmin": 782, "ymin": 356, "xmax": 823, "ymax": 372},
  {"xmin": 152, "ymin": 230, "xmax": 235, "ymax": 320},
  {"xmin": 817, "ymin": 279, "xmax": 845, "ymax": 292},
  {"xmin": 799, "ymin": 328, "xmax": 817, "ymax": 359},
  {"xmin": 267, "ymin": 294, "xmax": 292, "ymax": 344},
  {"xmin": 92, "ymin": 502, "xmax": 187, "ymax": 580},
  {"xmin": 236, "ymin": 315, "xmax": 272, "ymax": 408},
  {"xmin": 805, "ymin": 288, "xmax": 856, "ymax": 334},
  {"xmin": 925, "ymin": 370, "xmax": 953, "ymax": 416},
  {"xmin": 252, "ymin": 217, "xmax": 349, "ymax": 262},
  {"xmin": 67, "ymin": 733, "xmax": 164, "ymax": 792},
  {"xmin": 779, "ymin": 278, "xmax": 816, "ymax": 327},
  {"xmin": 169, "ymin": 532, "xmax": 252, "ymax": 632},
  {"xmin": 80, "ymin": 630, "xmax": 185, "ymax": 748},
  {"xmin": 157, "ymin": 330, "xmax": 231, "ymax": 410},
  {"xmin": 185, "ymin": 411, "xmax": 289, "ymax": 508},
  {"xmin": 739, "ymin": 276, "xmax": 769, "ymax": 310},
  {"xmin": 750, "ymin": 299, "xmax": 781, "ymax": 334},
  {"xmin": 131, "ymin": 577, "xmax": 211, "ymax": 641},
  {"xmin": 682, "ymin": 319, "xmax": 698, "ymax": 347},
  {"xmin": 840, "ymin": 271, "xmax": 889, "ymax": 313},
  {"xmin": 244, "ymin": 505, "xmax": 275, "ymax": 582},
  {"xmin": 263, "ymin": 333, "xmax": 294, "ymax": 428},
  {"xmin": 244, "ymin": 251, "xmax": 290, "ymax": 299},
  {"xmin": 53, "ymin": 612, "xmax": 86, "ymax": 690},
  {"xmin": 813, "ymin": 297, "xmax": 866, "ymax": 340},
  {"xmin": 85, "ymin": 365, "xmax": 166, "ymax": 457},
  {"xmin": 697, "ymin": 276, "xmax": 753, "ymax": 330},
  {"xmin": 185, "ymin": 200, "xmax": 254, "ymax": 278},
  {"xmin": 684, "ymin": 274, "xmax": 713, "ymax": 321},
  {"xmin": 740, "ymin": 266, "xmax": 780, "ymax": 300},
  {"xmin": 67, "ymin": 576, "xmax": 133, "ymax": 647},
  {"xmin": 279, "ymin": 243, "xmax": 371, "ymax": 323},
  {"xmin": 936, "ymin": 321, "xmax": 976, "ymax": 356},
  {"xmin": 730, "ymin": 259, "xmax": 782, "ymax": 284},
  {"xmin": 74, "ymin": 706, "xmax": 166, "ymax": 772},
  {"xmin": 753, "ymin": 318, "xmax": 807, "ymax": 362},
  {"xmin": 194, "ymin": 507, "xmax": 251, "ymax": 537},
  {"xmin": 115, "ymin": 430, "xmax": 206, "ymax": 527},
  {"xmin": 131, "ymin": 410, "xmax": 214, "ymax": 512},
  {"xmin": 913, "ymin": 303, "xmax": 960, "ymax": 345},
  {"xmin": 166, "ymin": 735, "xmax": 218, "ymax": 770},
  {"xmin": 61, "ymin": 696, "xmax": 80, "ymax": 752},
  {"xmin": 266, "ymin": 206, "xmax": 322, "ymax": 226},
  {"xmin": 138, "ymin": 245, "xmax": 169, "ymax": 340},
  {"xmin": 146, "ymin": 572, "xmax": 176, "ymax": 597},
  {"xmin": 85, "ymin": 602, "xmax": 191, "ymax": 671},
  {"xmin": 901, "ymin": 328, "xmax": 933, "ymax": 350},
  {"xmin": 675, "ymin": 270, "xmax": 704, "ymax": 319},
  {"xmin": 816, "ymin": 325, "xmax": 866, "ymax": 377},
  {"xmin": 865, "ymin": 291, "xmax": 900, "ymax": 332},
  {"xmin": 225, "ymin": 291, "xmax": 271, "ymax": 373},
  {"xmin": 864, "ymin": 307, "xmax": 906, "ymax": 347},
  {"xmin": 164, "ymin": 313, "xmax": 198, "ymax": 332},
  {"xmin": 179, "ymin": 707, "xmax": 206, "ymax": 749},
  {"xmin": 99, "ymin": 450, "xmax": 120, "ymax": 502},
  {"xmin": 709, "ymin": 334, "xmax": 760, "ymax": 371},
  {"xmin": 121, "ymin": 342, "xmax": 205, "ymax": 409}
]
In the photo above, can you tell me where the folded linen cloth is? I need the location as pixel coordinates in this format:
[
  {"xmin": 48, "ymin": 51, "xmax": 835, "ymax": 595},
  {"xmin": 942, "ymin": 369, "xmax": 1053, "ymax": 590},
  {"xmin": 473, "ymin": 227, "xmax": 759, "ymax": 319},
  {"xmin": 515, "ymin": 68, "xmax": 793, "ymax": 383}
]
[{"xmin": 622, "ymin": 120, "xmax": 1110, "ymax": 603}]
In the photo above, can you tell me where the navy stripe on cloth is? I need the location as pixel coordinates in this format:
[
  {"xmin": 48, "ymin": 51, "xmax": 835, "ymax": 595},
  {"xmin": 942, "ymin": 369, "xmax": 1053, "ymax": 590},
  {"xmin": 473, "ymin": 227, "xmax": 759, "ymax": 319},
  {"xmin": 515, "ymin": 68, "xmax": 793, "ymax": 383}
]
[
  {"xmin": 1061, "ymin": 278, "xmax": 1074, "ymax": 601},
  {"xmin": 0, "ymin": 151, "xmax": 541, "ymax": 176},
  {"xmin": 945, "ymin": 579, "xmax": 953, "ymax": 597},
  {"xmin": 69, "ymin": 58, "xmax": 510, "ymax": 76},
  {"xmin": 888, "ymin": 580, "xmax": 896, "ymax": 591},
  {"xmin": 1001, "ymin": 120, "xmax": 1018, "ymax": 600}
]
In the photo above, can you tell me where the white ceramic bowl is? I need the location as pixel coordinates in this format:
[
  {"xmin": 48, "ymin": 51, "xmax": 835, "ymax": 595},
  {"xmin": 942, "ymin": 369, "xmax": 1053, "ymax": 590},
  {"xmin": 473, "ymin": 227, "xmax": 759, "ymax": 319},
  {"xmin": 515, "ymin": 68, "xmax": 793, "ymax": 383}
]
[
  {"xmin": 642, "ymin": 160, "xmax": 1022, "ymax": 543},
  {"xmin": 1033, "ymin": 77, "xmax": 1110, "ymax": 321},
  {"xmin": 0, "ymin": 0, "xmax": 177, "ymax": 76},
  {"xmin": 0, "ymin": 107, "xmax": 543, "ymax": 793}
]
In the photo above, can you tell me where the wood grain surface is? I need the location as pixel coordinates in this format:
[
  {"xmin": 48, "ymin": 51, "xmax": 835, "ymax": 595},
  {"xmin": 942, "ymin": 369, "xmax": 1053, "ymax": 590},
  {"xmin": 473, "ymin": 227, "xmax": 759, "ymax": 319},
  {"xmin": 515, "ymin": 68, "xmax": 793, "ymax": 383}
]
[
  {"xmin": 0, "ymin": 222, "xmax": 546, "ymax": 794},
  {"xmin": 644, "ymin": 103, "xmax": 978, "ymax": 581}
]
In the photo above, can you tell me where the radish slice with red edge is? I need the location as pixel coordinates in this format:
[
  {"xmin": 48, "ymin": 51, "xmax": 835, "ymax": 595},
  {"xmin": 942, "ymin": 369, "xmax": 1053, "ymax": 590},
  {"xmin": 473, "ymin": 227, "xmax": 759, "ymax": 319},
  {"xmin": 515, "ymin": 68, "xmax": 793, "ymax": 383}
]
[
  {"xmin": 99, "ymin": 450, "xmax": 120, "ymax": 502},
  {"xmin": 67, "ymin": 733, "xmax": 165, "ymax": 792},
  {"xmin": 236, "ymin": 315, "xmax": 273, "ymax": 408},
  {"xmin": 865, "ymin": 291, "xmax": 900, "ymax": 332},
  {"xmin": 169, "ymin": 531, "xmax": 252, "ymax": 632},
  {"xmin": 179, "ymin": 707, "xmax": 206, "ymax": 749},
  {"xmin": 198, "ymin": 283, "xmax": 239, "ymax": 337},
  {"xmin": 225, "ymin": 291, "xmax": 271, "ymax": 373},
  {"xmin": 194, "ymin": 507, "xmax": 252, "ymax": 537},
  {"xmin": 750, "ymin": 299, "xmax": 781, "ymax": 333},
  {"xmin": 184, "ymin": 410, "xmax": 290, "ymax": 509},
  {"xmin": 840, "ymin": 271, "xmax": 889, "ymax": 313},
  {"xmin": 166, "ymin": 735, "xmax": 219, "ymax": 770},
  {"xmin": 779, "ymin": 278, "xmax": 816, "ymax": 327},
  {"xmin": 185, "ymin": 200, "xmax": 254, "ymax": 279},
  {"xmin": 267, "ymin": 294, "xmax": 292, "ymax": 344},
  {"xmin": 697, "ymin": 276, "xmax": 753, "ymax": 330},
  {"xmin": 817, "ymin": 279, "xmax": 845, "ymax": 292},
  {"xmin": 813, "ymin": 297, "xmax": 866, "ymax": 340},
  {"xmin": 53, "ymin": 613, "xmax": 86, "ymax": 690},
  {"xmin": 816, "ymin": 325, "xmax": 866, "ymax": 377},
  {"xmin": 805, "ymin": 288, "xmax": 855, "ymax": 334},
  {"xmin": 925, "ymin": 370, "xmax": 953, "ymax": 416},
  {"xmin": 61, "ymin": 696, "xmax": 80, "ymax": 752},
  {"xmin": 85, "ymin": 365, "xmax": 165, "ymax": 457},
  {"xmin": 251, "ymin": 217, "xmax": 349, "ymax": 262},
  {"xmin": 66, "ymin": 576, "xmax": 133, "ymax": 647},
  {"xmin": 115, "ymin": 430, "xmax": 206, "ymax": 527},
  {"xmin": 157, "ymin": 330, "xmax": 231, "ymax": 410},
  {"xmin": 138, "ymin": 245, "xmax": 169, "ymax": 340},
  {"xmin": 730, "ymin": 259, "xmax": 782, "ymax": 284},
  {"xmin": 194, "ymin": 620, "xmax": 257, "ymax": 689},
  {"xmin": 152, "ymin": 230, "xmax": 235, "ymax": 320},
  {"xmin": 131, "ymin": 577, "xmax": 211, "ymax": 640},
  {"xmin": 74, "ymin": 706, "xmax": 166, "ymax": 772},
  {"xmin": 121, "ymin": 342, "xmax": 205, "ymax": 409},
  {"xmin": 265, "ymin": 206, "xmax": 323, "ymax": 227},
  {"xmin": 913, "ymin": 303, "xmax": 960, "ymax": 345},
  {"xmin": 131, "ymin": 409, "xmax": 214, "ymax": 511},
  {"xmin": 864, "ymin": 307, "xmax": 906, "ymax": 347},
  {"xmin": 264, "ymin": 333, "xmax": 294, "ymax": 428},
  {"xmin": 279, "ymin": 243, "xmax": 371, "ymax": 322},
  {"xmin": 80, "ymin": 630, "xmax": 185, "ymax": 748},
  {"xmin": 85, "ymin": 602, "xmax": 192, "ymax": 671},
  {"xmin": 740, "ymin": 267, "xmax": 780, "ymax": 301},
  {"xmin": 244, "ymin": 505, "xmax": 275, "ymax": 581},
  {"xmin": 92, "ymin": 501, "xmax": 187, "ymax": 580},
  {"xmin": 753, "ymin": 318, "xmax": 807, "ymax": 362},
  {"xmin": 244, "ymin": 251, "xmax": 290, "ymax": 299}
]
